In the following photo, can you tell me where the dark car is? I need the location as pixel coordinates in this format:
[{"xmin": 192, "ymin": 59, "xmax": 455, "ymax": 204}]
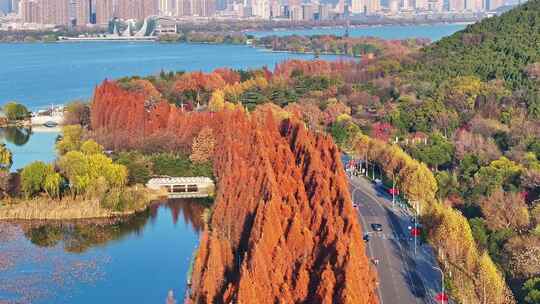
[
  {"xmin": 371, "ymin": 223, "xmax": 383, "ymax": 232},
  {"xmin": 43, "ymin": 121, "xmax": 58, "ymax": 128},
  {"xmin": 363, "ymin": 234, "xmax": 370, "ymax": 242}
]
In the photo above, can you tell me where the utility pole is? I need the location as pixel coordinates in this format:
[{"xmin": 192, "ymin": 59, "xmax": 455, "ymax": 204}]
[
  {"xmin": 414, "ymin": 201, "xmax": 420, "ymax": 255},
  {"xmin": 365, "ymin": 151, "xmax": 369, "ymax": 177},
  {"xmin": 391, "ymin": 172, "xmax": 396, "ymax": 209},
  {"xmin": 433, "ymin": 266, "xmax": 445, "ymax": 304}
]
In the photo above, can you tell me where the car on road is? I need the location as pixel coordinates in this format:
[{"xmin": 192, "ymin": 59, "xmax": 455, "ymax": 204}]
[
  {"xmin": 371, "ymin": 223, "xmax": 383, "ymax": 232},
  {"xmin": 352, "ymin": 203, "xmax": 358, "ymax": 208},
  {"xmin": 363, "ymin": 234, "xmax": 370, "ymax": 242}
]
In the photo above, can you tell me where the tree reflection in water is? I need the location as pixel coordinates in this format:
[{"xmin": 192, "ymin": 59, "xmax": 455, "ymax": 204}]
[
  {"xmin": 21, "ymin": 199, "xmax": 207, "ymax": 253},
  {"xmin": 0, "ymin": 194, "xmax": 208, "ymax": 303},
  {"xmin": 0, "ymin": 127, "xmax": 32, "ymax": 146}
]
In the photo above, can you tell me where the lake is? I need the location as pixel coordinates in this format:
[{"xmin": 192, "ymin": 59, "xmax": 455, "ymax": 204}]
[
  {"xmin": 0, "ymin": 199, "xmax": 205, "ymax": 304},
  {"xmin": 0, "ymin": 23, "xmax": 465, "ymax": 111},
  {"xmin": 1, "ymin": 127, "xmax": 58, "ymax": 171},
  {"xmin": 0, "ymin": 43, "xmax": 339, "ymax": 111},
  {"xmin": 247, "ymin": 23, "xmax": 467, "ymax": 40}
]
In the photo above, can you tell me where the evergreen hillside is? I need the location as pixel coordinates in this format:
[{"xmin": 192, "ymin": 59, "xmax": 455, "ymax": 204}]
[{"xmin": 412, "ymin": 0, "xmax": 540, "ymax": 91}]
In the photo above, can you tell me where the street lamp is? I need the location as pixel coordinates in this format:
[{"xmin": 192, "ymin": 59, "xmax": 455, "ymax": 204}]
[
  {"xmin": 410, "ymin": 200, "xmax": 421, "ymax": 255},
  {"xmin": 390, "ymin": 171, "xmax": 396, "ymax": 209},
  {"xmin": 364, "ymin": 151, "xmax": 369, "ymax": 177},
  {"xmin": 432, "ymin": 266, "xmax": 446, "ymax": 304}
]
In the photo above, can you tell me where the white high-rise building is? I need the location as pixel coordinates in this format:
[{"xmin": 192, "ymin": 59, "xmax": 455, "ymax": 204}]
[
  {"xmin": 465, "ymin": 0, "xmax": 483, "ymax": 11},
  {"xmin": 74, "ymin": 0, "xmax": 91, "ymax": 25},
  {"xmin": 159, "ymin": 0, "xmax": 175, "ymax": 15},
  {"xmin": 414, "ymin": 0, "xmax": 427, "ymax": 10},
  {"xmin": 351, "ymin": 0, "xmax": 366, "ymax": 14},
  {"xmin": 367, "ymin": 0, "xmax": 379, "ymax": 13},
  {"xmin": 389, "ymin": 0, "xmax": 399, "ymax": 12},
  {"xmin": 352, "ymin": 0, "xmax": 378, "ymax": 13},
  {"xmin": 251, "ymin": 0, "xmax": 269, "ymax": 18},
  {"xmin": 11, "ymin": 0, "xmax": 20, "ymax": 12},
  {"xmin": 402, "ymin": 0, "xmax": 409, "ymax": 9}
]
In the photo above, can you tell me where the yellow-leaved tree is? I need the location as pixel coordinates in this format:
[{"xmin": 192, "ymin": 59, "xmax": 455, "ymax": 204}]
[
  {"xmin": 0, "ymin": 143, "xmax": 12, "ymax": 172},
  {"xmin": 56, "ymin": 125, "xmax": 83, "ymax": 155},
  {"xmin": 477, "ymin": 252, "xmax": 510, "ymax": 304},
  {"xmin": 399, "ymin": 161, "xmax": 438, "ymax": 209},
  {"xmin": 190, "ymin": 127, "xmax": 216, "ymax": 164},
  {"xmin": 209, "ymin": 90, "xmax": 225, "ymax": 112}
]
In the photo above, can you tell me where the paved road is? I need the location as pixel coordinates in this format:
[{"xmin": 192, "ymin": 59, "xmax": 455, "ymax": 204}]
[{"xmin": 349, "ymin": 174, "xmax": 443, "ymax": 304}]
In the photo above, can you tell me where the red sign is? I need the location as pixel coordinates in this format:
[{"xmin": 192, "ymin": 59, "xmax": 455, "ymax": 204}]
[
  {"xmin": 389, "ymin": 188, "xmax": 399, "ymax": 195},
  {"xmin": 435, "ymin": 293, "xmax": 449, "ymax": 302},
  {"xmin": 411, "ymin": 228, "xmax": 420, "ymax": 237}
]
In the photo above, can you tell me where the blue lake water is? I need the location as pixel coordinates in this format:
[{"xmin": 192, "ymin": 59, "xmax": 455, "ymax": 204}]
[
  {"xmin": 247, "ymin": 23, "xmax": 467, "ymax": 40},
  {"xmin": 0, "ymin": 23, "xmax": 465, "ymax": 110},
  {"xmin": 0, "ymin": 23, "xmax": 465, "ymax": 304},
  {"xmin": 1, "ymin": 127, "xmax": 58, "ymax": 171},
  {"xmin": 0, "ymin": 43, "xmax": 338, "ymax": 110},
  {"xmin": 0, "ymin": 200, "xmax": 204, "ymax": 304}
]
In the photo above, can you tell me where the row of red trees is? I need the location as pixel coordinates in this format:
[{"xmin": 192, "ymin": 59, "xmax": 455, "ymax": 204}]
[{"xmin": 90, "ymin": 80, "xmax": 379, "ymax": 304}]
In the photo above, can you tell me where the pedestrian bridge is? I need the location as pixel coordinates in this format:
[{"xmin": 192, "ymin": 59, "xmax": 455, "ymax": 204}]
[{"xmin": 146, "ymin": 176, "xmax": 215, "ymax": 198}]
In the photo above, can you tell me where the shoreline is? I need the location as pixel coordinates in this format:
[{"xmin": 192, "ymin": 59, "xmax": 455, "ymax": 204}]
[
  {"xmin": 0, "ymin": 21, "xmax": 472, "ymax": 44},
  {"xmin": 0, "ymin": 189, "xmax": 165, "ymax": 221}
]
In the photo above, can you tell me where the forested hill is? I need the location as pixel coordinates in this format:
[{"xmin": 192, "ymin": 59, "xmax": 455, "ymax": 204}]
[{"xmin": 411, "ymin": 0, "xmax": 540, "ymax": 90}]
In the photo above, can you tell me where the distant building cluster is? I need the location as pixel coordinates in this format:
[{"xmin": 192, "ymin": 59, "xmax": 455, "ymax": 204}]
[{"xmin": 0, "ymin": 0, "xmax": 518, "ymax": 26}]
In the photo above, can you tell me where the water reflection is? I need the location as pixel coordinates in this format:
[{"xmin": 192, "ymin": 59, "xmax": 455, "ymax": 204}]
[
  {"xmin": 0, "ymin": 127, "xmax": 32, "ymax": 146},
  {"xmin": 0, "ymin": 198, "xmax": 207, "ymax": 303},
  {"xmin": 1, "ymin": 127, "xmax": 59, "ymax": 171},
  {"xmin": 20, "ymin": 199, "xmax": 207, "ymax": 253}
]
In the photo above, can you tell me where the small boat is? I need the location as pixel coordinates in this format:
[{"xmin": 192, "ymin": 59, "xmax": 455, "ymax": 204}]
[{"xmin": 43, "ymin": 121, "xmax": 58, "ymax": 128}]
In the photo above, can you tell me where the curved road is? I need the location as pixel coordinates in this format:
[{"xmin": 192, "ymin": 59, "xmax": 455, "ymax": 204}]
[{"xmin": 349, "ymin": 174, "xmax": 443, "ymax": 304}]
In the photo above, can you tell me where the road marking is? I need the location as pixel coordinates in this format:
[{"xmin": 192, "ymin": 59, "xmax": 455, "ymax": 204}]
[
  {"xmin": 351, "ymin": 183, "xmax": 384, "ymax": 304},
  {"xmin": 350, "ymin": 176, "xmax": 430, "ymax": 304}
]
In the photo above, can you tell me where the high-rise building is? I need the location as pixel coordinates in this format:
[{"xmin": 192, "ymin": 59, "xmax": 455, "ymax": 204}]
[
  {"xmin": 389, "ymin": 0, "xmax": 399, "ymax": 12},
  {"xmin": 117, "ymin": 0, "xmax": 158, "ymax": 20},
  {"xmin": 191, "ymin": 0, "xmax": 200, "ymax": 15},
  {"xmin": 335, "ymin": 0, "xmax": 344, "ymax": 13},
  {"xmin": 366, "ymin": 0, "xmax": 379, "ymax": 13},
  {"xmin": 465, "ymin": 0, "xmax": 482, "ymax": 10},
  {"xmin": 251, "ymin": 0, "xmax": 269, "ymax": 18},
  {"xmin": 351, "ymin": 0, "xmax": 380, "ymax": 14},
  {"xmin": 95, "ymin": 0, "xmax": 112, "ymax": 24},
  {"xmin": 448, "ymin": 0, "xmax": 465, "ymax": 10},
  {"xmin": 159, "ymin": 0, "xmax": 167, "ymax": 13},
  {"xmin": 175, "ymin": 0, "xmax": 214, "ymax": 16},
  {"xmin": 38, "ymin": 0, "xmax": 69, "ymax": 25},
  {"xmin": 159, "ymin": 0, "xmax": 175, "ymax": 15},
  {"xmin": 301, "ymin": 3, "xmax": 315, "ymax": 19},
  {"xmin": 74, "ymin": 0, "xmax": 91, "ymax": 25},
  {"xmin": 269, "ymin": 0, "xmax": 280, "ymax": 17},
  {"xmin": 200, "ymin": 0, "xmax": 216, "ymax": 16},
  {"xmin": 351, "ymin": 0, "xmax": 366, "ymax": 14},
  {"xmin": 317, "ymin": 4, "xmax": 330, "ymax": 19},
  {"xmin": 427, "ymin": 0, "xmax": 443, "ymax": 11},
  {"xmin": 488, "ymin": 0, "xmax": 503, "ymax": 9},
  {"xmin": 402, "ymin": 0, "xmax": 410, "ymax": 9},
  {"xmin": 140, "ymin": 0, "xmax": 158, "ymax": 18},
  {"xmin": 414, "ymin": 0, "xmax": 428, "ymax": 10},
  {"xmin": 176, "ymin": 0, "xmax": 189, "ymax": 15},
  {"xmin": 11, "ymin": 0, "xmax": 20, "ymax": 12},
  {"xmin": 20, "ymin": 0, "xmax": 41, "ymax": 22}
]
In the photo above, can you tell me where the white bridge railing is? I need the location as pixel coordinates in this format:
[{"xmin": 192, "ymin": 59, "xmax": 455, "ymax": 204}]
[{"xmin": 146, "ymin": 176, "xmax": 214, "ymax": 198}]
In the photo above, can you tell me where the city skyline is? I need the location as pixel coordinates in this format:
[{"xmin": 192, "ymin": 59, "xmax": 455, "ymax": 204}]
[{"xmin": 4, "ymin": 0, "xmax": 514, "ymax": 25}]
